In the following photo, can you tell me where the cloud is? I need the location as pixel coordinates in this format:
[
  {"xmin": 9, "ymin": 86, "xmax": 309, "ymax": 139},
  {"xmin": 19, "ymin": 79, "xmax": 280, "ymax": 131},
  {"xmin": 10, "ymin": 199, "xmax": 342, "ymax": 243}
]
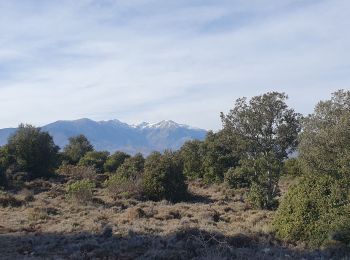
[{"xmin": 0, "ymin": 0, "xmax": 349, "ymax": 130}]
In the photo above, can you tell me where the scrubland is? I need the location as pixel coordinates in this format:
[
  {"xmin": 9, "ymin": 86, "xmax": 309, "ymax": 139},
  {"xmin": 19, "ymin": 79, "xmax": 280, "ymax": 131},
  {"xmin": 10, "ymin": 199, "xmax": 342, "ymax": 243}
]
[{"xmin": 0, "ymin": 175, "xmax": 346, "ymax": 260}]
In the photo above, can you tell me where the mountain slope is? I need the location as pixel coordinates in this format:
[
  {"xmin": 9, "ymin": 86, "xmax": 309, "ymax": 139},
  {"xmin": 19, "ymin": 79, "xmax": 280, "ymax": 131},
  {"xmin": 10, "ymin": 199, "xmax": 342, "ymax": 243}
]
[{"xmin": 0, "ymin": 119, "xmax": 207, "ymax": 154}]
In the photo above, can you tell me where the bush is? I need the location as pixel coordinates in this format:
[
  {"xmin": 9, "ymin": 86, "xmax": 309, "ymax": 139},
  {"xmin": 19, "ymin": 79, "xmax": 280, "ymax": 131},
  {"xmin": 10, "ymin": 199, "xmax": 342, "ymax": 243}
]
[
  {"xmin": 0, "ymin": 169, "xmax": 7, "ymax": 188},
  {"xmin": 103, "ymin": 151, "xmax": 130, "ymax": 173},
  {"xmin": 116, "ymin": 153, "xmax": 144, "ymax": 179},
  {"xmin": 201, "ymin": 131, "xmax": 239, "ymax": 184},
  {"xmin": 143, "ymin": 151, "xmax": 187, "ymax": 202},
  {"xmin": 273, "ymin": 174, "xmax": 350, "ymax": 247},
  {"xmin": 57, "ymin": 165, "xmax": 97, "ymax": 181},
  {"xmin": 62, "ymin": 135, "xmax": 94, "ymax": 165},
  {"xmin": 179, "ymin": 140, "xmax": 203, "ymax": 179},
  {"xmin": 282, "ymin": 158, "xmax": 303, "ymax": 176},
  {"xmin": 105, "ymin": 174, "xmax": 143, "ymax": 199},
  {"xmin": 247, "ymin": 182, "xmax": 278, "ymax": 210},
  {"xmin": 7, "ymin": 124, "xmax": 59, "ymax": 179},
  {"xmin": 224, "ymin": 167, "xmax": 251, "ymax": 189},
  {"xmin": 78, "ymin": 151, "xmax": 109, "ymax": 173},
  {"xmin": 66, "ymin": 179, "xmax": 95, "ymax": 203}
]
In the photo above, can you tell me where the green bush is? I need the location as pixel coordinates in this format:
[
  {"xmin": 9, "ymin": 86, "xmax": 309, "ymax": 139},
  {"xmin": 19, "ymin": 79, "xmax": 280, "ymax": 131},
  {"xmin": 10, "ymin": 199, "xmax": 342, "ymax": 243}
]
[
  {"xmin": 62, "ymin": 135, "xmax": 94, "ymax": 165},
  {"xmin": 247, "ymin": 182, "xmax": 278, "ymax": 210},
  {"xmin": 282, "ymin": 158, "xmax": 303, "ymax": 176},
  {"xmin": 103, "ymin": 151, "xmax": 130, "ymax": 173},
  {"xmin": 179, "ymin": 140, "xmax": 203, "ymax": 179},
  {"xmin": 224, "ymin": 167, "xmax": 251, "ymax": 189},
  {"xmin": 7, "ymin": 124, "xmax": 59, "ymax": 179},
  {"xmin": 116, "ymin": 153, "xmax": 144, "ymax": 179},
  {"xmin": 66, "ymin": 179, "xmax": 95, "ymax": 203},
  {"xmin": 78, "ymin": 151, "xmax": 109, "ymax": 173},
  {"xmin": 143, "ymin": 151, "xmax": 187, "ymax": 202},
  {"xmin": 273, "ymin": 174, "xmax": 350, "ymax": 247}
]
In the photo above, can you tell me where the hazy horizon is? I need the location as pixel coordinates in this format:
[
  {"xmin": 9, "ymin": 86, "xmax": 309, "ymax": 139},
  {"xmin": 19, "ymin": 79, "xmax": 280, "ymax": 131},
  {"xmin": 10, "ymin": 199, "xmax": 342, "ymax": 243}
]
[{"xmin": 0, "ymin": 0, "xmax": 349, "ymax": 130}]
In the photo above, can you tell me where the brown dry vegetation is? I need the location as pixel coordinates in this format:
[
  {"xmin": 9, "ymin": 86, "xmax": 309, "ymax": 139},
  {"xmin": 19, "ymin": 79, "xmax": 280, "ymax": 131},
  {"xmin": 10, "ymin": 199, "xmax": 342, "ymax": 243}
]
[{"xmin": 0, "ymin": 176, "xmax": 347, "ymax": 260}]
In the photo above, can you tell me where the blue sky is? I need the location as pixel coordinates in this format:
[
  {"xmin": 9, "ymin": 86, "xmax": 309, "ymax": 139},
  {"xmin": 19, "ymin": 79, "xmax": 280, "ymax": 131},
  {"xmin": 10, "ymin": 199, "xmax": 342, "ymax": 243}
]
[{"xmin": 0, "ymin": 0, "xmax": 349, "ymax": 130}]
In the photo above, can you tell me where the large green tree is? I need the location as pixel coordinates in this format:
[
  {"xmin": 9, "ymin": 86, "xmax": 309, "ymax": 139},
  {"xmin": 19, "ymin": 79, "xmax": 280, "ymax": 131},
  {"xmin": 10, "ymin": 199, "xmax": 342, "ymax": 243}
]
[
  {"xmin": 7, "ymin": 124, "xmax": 60, "ymax": 179},
  {"xmin": 63, "ymin": 135, "xmax": 94, "ymax": 164},
  {"xmin": 299, "ymin": 89, "xmax": 350, "ymax": 177},
  {"xmin": 221, "ymin": 92, "xmax": 301, "ymax": 209}
]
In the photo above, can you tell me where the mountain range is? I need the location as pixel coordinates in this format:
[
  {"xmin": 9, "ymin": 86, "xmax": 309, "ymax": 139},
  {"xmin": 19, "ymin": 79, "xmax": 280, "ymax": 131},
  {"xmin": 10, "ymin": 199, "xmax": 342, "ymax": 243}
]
[{"xmin": 0, "ymin": 119, "xmax": 207, "ymax": 155}]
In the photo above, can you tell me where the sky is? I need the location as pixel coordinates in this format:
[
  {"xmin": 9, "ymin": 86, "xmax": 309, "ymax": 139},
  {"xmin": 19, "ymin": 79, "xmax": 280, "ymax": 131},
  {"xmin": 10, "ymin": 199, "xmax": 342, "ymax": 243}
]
[{"xmin": 0, "ymin": 0, "xmax": 349, "ymax": 130}]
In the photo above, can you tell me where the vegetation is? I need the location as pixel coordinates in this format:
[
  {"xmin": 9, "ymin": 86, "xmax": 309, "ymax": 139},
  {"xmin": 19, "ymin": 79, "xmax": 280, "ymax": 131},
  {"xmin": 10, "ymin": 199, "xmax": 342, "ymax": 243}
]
[
  {"xmin": 273, "ymin": 174, "xmax": 350, "ymax": 246},
  {"xmin": 62, "ymin": 134, "xmax": 94, "ymax": 165},
  {"xmin": 6, "ymin": 124, "xmax": 60, "ymax": 179},
  {"xmin": 0, "ymin": 90, "xmax": 349, "ymax": 258},
  {"xmin": 116, "ymin": 153, "xmax": 145, "ymax": 179},
  {"xmin": 221, "ymin": 92, "xmax": 301, "ymax": 209},
  {"xmin": 201, "ymin": 130, "xmax": 239, "ymax": 183},
  {"xmin": 179, "ymin": 140, "xmax": 203, "ymax": 179},
  {"xmin": 78, "ymin": 151, "xmax": 109, "ymax": 173},
  {"xmin": 66, "ymin": 179, "xmax": 95, "ymax": 203},
  {"xmin": 274, "ymin": 90, "xmax": 350, "ymax": 247},
  {"xmin": 103, "ymin": 151, "xmax": 130, "ymax": 173},
  {"xmin": 143, "ymin": 151, "xmax": 187, "ymax": 202}
]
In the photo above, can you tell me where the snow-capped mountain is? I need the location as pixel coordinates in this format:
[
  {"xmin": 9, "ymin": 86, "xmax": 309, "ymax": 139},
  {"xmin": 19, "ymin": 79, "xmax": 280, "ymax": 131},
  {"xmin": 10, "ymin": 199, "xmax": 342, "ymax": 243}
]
[{"xmin": 0, "ymin": 119, "xmax": 207, "ymax": 155}]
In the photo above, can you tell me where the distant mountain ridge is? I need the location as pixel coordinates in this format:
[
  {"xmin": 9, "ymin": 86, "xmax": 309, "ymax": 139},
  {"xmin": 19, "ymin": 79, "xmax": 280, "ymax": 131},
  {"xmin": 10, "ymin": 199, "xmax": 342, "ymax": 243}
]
[{"xmin": 0, "ymin": 119, "xmax": 207, "ymax": 155}]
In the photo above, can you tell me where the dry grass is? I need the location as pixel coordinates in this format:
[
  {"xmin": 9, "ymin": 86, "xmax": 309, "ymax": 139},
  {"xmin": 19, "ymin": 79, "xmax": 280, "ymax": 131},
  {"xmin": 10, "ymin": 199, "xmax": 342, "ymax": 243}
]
[{"xmin": 0, "ymin": 176, "xmax": 347, "ymax": 259}]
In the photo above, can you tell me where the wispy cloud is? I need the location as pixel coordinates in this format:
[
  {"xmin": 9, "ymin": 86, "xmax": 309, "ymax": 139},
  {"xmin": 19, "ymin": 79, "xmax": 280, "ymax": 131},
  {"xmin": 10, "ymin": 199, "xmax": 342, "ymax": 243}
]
[{"xmin": 0, "ymin": 0, "xmax": 349, "ymax": 130}]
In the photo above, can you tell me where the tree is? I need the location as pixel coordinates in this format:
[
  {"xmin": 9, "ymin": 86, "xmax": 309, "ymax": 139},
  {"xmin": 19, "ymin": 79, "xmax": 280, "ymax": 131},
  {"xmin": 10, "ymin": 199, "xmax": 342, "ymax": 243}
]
[
  {"xmin": 103, "ymin": 151, "xmax": 130, "ymax": 173},
  {"xmin": 221, "ymin": 92, "xmax": 301, "ymax": 209},
  {"xmin": 201, "ymin": 130, "xmax": 239, "ymax": 183},
  {"xmin": 274, "ymin": 90, "xmax": 350, "ymax": 246},
  {"xmin": 7, "ymin": 124, "xmax": 59, "ymax": 179},
  {"xmin": 299, "ymin": 90, "xmax": 350, "ymax": 177},
  {"xmin": 179, "ymin": 140, "xmax": 203, "ymax": 179},
  {"xmin": 78, "ymin": 151, "xmax": 109, "ymax": 173},
  {"xmin": 143, "ymin": 151, "xmax": 187, "ymax": 202},
  {"xmin": 63, "ymin": 135, "xmax": 94, "ymax": 164}
]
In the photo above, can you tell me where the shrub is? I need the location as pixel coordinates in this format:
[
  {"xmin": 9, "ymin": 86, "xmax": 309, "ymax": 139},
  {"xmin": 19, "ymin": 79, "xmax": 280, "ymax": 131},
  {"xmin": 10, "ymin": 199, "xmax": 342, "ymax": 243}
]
[
  {"xmin": 282, "ymin": 158, "xmax": 303, "ymax": 176},
  {"xmin": 57, "ymin": 165, "xmax": 97, "ymax": 181},
  {"xmin": 78, "ymin": 151, "xmax": 109, "ymax": 173},
  {"xmin": 7, "ymin": 124, "xmax": 59, "ymax": 179},
  {"xmin": 66, "ymin": 179, "xmax": 95, "ymax": 203},
  {"xmin": 201, "ymin": 131, "xmax": 239, "ymax": 184},
  {"xmin": 143, "ymin": 151, "xmax": 187, "ymax": 202},
  {"xmin": 103, "ymin": 151, "xmax": 130, "ymax": 173},
  {"xmin": 105, "ymin": 174, "xmax": 143, "ymax": 199},
  {"xmin": 179, "ymin": 140, "xmax": 203, "ymax": 179},
  {"xmin": 0, "ymin": 191, "xmax": 23, "ymax": 207},
  {"xmin": 224, "ymin": 167, "xmax": 251, "ymax": 189},
  {"xmin": 273, "ymin": 174, "xmax": 350, "ymax": 247},
  {"xmin": 62, "ymin": 134, "xmax": 94, "ymax": 165},
  {"xmin": 116, "ymin": 153, "xmax": 144, "ymax": 179},
  {"xmin": 0, "ymin": 169, "xmax": 7, "ymax": 188}
]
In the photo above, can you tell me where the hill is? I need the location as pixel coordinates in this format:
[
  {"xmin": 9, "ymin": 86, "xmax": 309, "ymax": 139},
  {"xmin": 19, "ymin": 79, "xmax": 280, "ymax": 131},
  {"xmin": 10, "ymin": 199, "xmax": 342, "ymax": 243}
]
[{"xmin": 0, "ymin": 119, "xmax": 207, "ymax": 154}]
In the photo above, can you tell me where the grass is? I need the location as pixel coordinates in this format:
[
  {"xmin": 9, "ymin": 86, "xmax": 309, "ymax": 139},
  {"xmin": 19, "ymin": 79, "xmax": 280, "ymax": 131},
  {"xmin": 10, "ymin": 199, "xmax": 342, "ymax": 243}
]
[{"xmin": 0, "ymin": 175, "xmax": 348, "ymax": 259}]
